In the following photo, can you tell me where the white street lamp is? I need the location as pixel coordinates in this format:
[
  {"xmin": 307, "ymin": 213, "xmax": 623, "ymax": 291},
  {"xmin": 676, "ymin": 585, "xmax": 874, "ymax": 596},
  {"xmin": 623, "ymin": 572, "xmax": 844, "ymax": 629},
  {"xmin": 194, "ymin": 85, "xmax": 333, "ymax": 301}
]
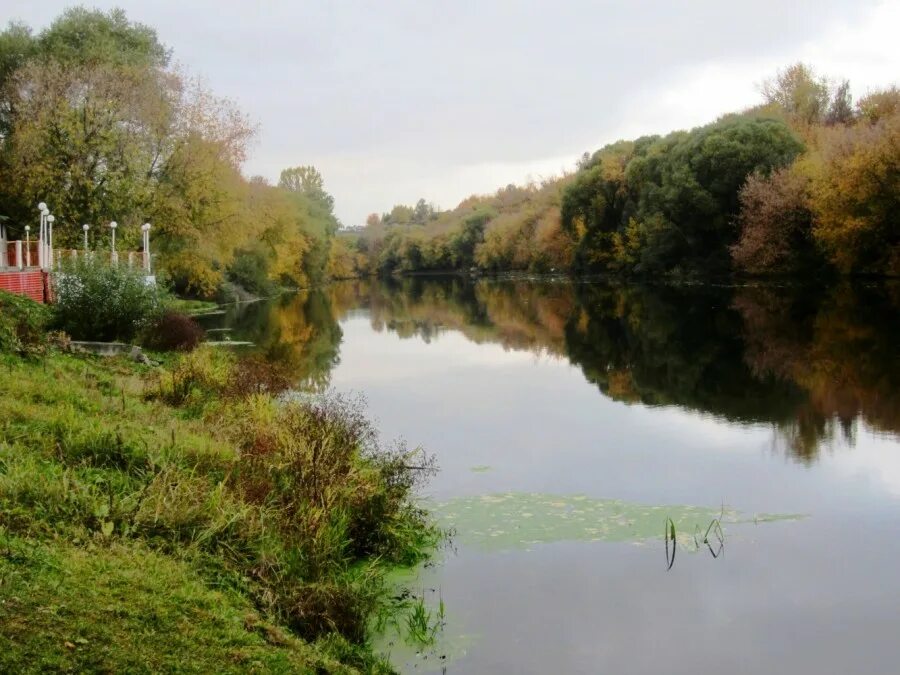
[
  {"xmin": 82, "ymin": 224, "xmax": 90, "ymax": 252},
  {"xmin": 37, "ymin": 204, "xmax": 48, "ymax": 268},
  {"xmin": 46, "ymin": 214, "xmax": 55, "ymax": 268},
  {"xmin": 109, "ymin": 221, "xmax": 118, "ymax": 264},
  {"xmin": 141, "ymin": 223, "xmax": 151, "ymax": 273},
  {"xmin": 24, "ymin": 225, "xmax": 31, "ymax": 267}
]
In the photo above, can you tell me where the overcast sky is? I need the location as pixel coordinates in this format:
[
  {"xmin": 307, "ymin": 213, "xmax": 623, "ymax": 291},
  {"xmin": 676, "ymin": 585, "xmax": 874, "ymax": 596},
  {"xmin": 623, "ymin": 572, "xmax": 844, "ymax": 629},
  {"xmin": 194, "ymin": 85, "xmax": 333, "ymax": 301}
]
[{"xmin": 4, "ymin": 1, "xmax": 899, "ymax": 225}]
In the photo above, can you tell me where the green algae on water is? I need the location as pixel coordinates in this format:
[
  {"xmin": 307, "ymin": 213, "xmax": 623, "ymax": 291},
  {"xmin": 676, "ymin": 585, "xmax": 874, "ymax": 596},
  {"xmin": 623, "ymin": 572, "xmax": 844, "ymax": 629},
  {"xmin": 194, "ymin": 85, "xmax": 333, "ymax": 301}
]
[{"xmin": 436, "ymin": 492, "xmax": 806, "ymax": 552}]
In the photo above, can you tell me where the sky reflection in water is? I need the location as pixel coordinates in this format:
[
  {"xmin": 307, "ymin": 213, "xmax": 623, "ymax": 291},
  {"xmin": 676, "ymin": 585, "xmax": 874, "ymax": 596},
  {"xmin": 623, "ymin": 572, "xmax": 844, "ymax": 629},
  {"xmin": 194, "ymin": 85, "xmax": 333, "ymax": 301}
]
[{"xmin": 204, "ymin": 278, "xmax": 900, "ymax": 674}]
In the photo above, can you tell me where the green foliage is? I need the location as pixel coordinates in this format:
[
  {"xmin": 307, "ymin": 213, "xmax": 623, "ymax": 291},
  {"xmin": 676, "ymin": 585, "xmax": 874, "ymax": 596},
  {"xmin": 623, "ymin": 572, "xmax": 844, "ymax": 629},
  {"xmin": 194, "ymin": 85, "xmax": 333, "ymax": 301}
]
[
  {"xmin": 279, "ymin": 165, "xmax": 336, "ymax": 216},
  {"xmin": 562, "ymin": 117, "xmax": 804, "ymax": 274},
  {"xmin": 34, "ymin": 7, "xmax": 168, "ymax": 69},
  {"xmin": 0, "ymin": 348, "xmax": 436, "ymax": 671},
  {"xmin": 53, "ymin": 259, "xmax": 165, "ymax": 341},
  {"xmin": 0, "ymin": 537, "xmax": 348, "ymax": 673},
  {"xmin": 0, "ymin": 290, "xmax": 50, "ymax": 354},
  {"xmin": 277, "ymin": 165, "xmax": 342, "ymax": 286},
  {"xmin": 227, "ymin": 246, "xmax": 276, "ymax": 296},
  {"xmin": 449, "ymin": 209, "xmax": 492, "ymax": 268}
]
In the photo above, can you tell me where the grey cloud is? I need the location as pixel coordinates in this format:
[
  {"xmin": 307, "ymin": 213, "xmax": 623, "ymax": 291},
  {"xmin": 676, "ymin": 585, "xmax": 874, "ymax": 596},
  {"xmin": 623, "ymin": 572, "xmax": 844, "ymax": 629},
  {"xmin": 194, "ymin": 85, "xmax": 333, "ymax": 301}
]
[{"xmin": 2, "ymin": 0, "xmax": 886, "ymax": 223}]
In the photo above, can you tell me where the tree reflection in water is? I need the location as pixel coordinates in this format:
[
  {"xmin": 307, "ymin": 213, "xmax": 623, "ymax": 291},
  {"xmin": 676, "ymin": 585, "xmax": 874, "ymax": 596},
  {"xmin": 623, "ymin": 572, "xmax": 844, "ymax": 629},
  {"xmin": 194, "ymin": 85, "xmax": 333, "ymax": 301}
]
[{"xmin": 209, "ymin": 277, "xmax": 900, "ymax": 464}]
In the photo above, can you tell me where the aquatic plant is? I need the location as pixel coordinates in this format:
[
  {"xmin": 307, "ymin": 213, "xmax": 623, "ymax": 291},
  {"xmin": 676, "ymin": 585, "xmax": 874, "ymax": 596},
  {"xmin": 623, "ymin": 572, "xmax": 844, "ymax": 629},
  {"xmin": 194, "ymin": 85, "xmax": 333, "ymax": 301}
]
[{"xmin": 665, "ymin": 516, "xmax": 676, "ymax": 570}]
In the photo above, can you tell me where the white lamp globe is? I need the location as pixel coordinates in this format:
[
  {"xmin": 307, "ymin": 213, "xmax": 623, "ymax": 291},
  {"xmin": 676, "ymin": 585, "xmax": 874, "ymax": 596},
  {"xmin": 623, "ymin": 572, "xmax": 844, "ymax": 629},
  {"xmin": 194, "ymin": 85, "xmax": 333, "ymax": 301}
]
[
  {"xmin": 37, "ymin": 202, "xmax": 47, "ymax": 212},
  {"xmin": 46, "ymin": 214, "xmax": 55, "ymax": 223},
  {"xmin": 110, "ymin": 221, "xmax": 117, "ymax": 229},
  {"xmin": 24, "ymin": 225, "xmax": 30, "ymax": 232},
  {"xmin": 83, "ymin": 224, "xmax": 90, "ymax": 232},
  {"xmin": 141, "ymin": 223, "xmax": 151, "ymax": 232}
]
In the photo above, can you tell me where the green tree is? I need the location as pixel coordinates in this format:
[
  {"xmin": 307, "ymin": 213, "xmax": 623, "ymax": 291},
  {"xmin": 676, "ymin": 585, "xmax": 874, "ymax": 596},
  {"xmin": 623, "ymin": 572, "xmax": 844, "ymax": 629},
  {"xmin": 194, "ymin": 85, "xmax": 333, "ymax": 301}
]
[
  {"xmin": 37, "ymin": 7, "xmax": 169, "ymax": 69},
  {"xmin": 561, "ymin": 118, "xmax": 803, "ymax": 274},
  {"xmin": 0, "ymin": 61, "xmax": 175, "ymax": 239},
  {"xmin": 412, "ymin": 198, "xmax": 435, "ymax": 224},
  {"xmin": 450, "ymin": 210, "xmax": 492, "ymax": 268},
  {"xmin": 278, "ymin": 165, "xmax": 336, "ymax": 215},
  {"xmin": 278, "ymin": 165, "xmax": 340, "ymax": 286},
  {"xmin": 385, "ymin": 204, "xmax": 414, "ymax": 225}
]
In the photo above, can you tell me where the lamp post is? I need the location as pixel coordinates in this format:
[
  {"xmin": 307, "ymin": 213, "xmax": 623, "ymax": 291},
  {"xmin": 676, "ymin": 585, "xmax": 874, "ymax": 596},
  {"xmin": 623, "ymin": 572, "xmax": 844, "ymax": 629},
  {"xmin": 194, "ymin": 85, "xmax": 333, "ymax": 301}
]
[
  {"xmin": 24, "ymin": 225, "xmax": 31, "ymax": 267},
  {"xmin": 109, "ymin": 221, "xmax": 118, "ymax": 264},
  {"xmin": 46, "ymin": 214, "xmax": 55, "ymax": 268},
  {"xmin": 37, "ymin": 203, "xmax": 47, "ymax": 268},
  {"xmin": 141, "ymin": 223, "xmax": 151, "ymax": 273},
  {"xmin": 82, "ymin": 224, "xmax": 90, "ymax": 253}
]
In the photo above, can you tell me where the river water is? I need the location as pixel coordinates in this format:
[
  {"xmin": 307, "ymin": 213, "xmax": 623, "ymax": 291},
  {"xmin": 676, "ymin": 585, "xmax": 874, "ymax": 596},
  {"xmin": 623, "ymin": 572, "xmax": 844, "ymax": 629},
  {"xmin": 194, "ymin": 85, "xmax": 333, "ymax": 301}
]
[{"xmin": 200, "ymin": 277, "xmax": 900, "ymax": 674}]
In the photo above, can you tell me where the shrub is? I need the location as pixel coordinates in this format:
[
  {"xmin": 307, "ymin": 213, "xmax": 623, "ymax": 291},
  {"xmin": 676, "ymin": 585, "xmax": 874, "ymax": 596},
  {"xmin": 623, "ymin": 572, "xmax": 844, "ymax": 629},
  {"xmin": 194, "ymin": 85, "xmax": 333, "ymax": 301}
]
[
  {"xmin": 732, "ymin": 166, "xmax": 819, "ymax": 274},
  {"xmin": 151, "ymin": 347, "xmax": 233, "ymax": 407},
  {"xmin": 53, "ymin": 258, "xmax": 164, "ymax": 341},
  {"xmin": 225, "ymin": 392, "xmax": 437, "ymax": 638},
  {"xmin": 227, "ymin": 247, "xmax": 275, "ymax": 297},
  {"xmin": 0, "ymin": 290, "xmax": 50, "ymax": 354},
  {"xmin": 142, "ymin": 310, "xmax": 206, "ymax": 352},
  {"xmin": 225, "ymin": 355, "xmax": 291, "ymax": 398}
]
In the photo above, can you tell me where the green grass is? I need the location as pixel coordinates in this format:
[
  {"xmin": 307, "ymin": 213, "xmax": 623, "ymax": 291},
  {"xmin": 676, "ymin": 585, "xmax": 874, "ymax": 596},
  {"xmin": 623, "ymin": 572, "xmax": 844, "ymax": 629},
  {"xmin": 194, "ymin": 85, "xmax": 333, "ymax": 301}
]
[
  {"xmin": 167, "ymin": 297, "xmax": 221, "ymax": 315},
  {"xmin": 0, "ymin": 348, "xmax": 436, "ymax": 673},
  {"xmin": 402, "ymin": 594, "xmax": 445, "ymax": 646},
  {"xmin": 0, "ymin": 536, "xmax": 348, "ymax": 673}
]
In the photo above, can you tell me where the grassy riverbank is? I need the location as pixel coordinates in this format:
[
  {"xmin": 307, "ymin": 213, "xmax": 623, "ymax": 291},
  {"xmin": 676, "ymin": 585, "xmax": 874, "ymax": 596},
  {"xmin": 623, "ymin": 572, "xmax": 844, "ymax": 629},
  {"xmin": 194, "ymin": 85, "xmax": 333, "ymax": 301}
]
[{"xmin": 0, "ymin": 338, "xmax": 437, "ymax": 672}]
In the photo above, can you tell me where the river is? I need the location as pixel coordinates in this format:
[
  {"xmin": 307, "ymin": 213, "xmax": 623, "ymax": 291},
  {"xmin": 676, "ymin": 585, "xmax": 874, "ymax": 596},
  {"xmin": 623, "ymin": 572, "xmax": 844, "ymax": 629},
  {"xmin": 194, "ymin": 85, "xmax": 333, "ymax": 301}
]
[{"xmin": 199, "ymin": 277, "xmax": 900, "ymax": 674}]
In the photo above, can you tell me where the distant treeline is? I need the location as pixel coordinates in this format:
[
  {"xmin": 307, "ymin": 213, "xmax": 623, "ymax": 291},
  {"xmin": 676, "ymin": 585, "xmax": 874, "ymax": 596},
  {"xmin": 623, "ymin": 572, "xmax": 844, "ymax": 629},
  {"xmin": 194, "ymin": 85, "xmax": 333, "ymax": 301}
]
[
  {"xmin": 335, "ymin": 64, "xmax": 898, "ymax": 278},
  {"xmin": 0, "ymin": 8, "xmax": 342, "ymax": 298}
]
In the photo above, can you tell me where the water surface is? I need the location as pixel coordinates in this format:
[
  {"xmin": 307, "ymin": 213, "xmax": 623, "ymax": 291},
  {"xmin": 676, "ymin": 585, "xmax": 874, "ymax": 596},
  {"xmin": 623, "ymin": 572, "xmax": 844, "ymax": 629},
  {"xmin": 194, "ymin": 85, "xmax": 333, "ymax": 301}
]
[{"xmin": 201, "ymin": 278, "xmax": 900, "ymax": 674}]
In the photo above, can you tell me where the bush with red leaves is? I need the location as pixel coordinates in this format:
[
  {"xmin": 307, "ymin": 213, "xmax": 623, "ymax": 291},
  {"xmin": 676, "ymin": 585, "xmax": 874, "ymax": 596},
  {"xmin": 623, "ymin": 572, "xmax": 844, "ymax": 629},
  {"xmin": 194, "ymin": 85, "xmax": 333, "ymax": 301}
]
[
  {"xmin": 142, "ymin": 311, "xmax": 206, "ymax": 352},
  {"xmin": 225, "ymin": 355, "xmax": 291, "ymax": 398}
]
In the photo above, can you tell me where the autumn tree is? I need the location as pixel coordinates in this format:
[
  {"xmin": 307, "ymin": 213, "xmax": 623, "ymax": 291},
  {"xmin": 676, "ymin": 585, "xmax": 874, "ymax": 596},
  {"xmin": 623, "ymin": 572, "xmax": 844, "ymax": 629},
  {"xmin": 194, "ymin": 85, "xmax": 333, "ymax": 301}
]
[
  {"xmin": 278, "ymin": 165, "xmax": 340, "ymax": 285},
  {"xmin": 0, "ymin": 8, "xmax": 335, "ymax": 298},
  {"xmin": 825, "ymin": 80, "xmax": 853, "ymax": 126},
  {"xmin": 731, "ymin": 167, "xmax": 817, "ymax": 274},
  {"xmin": 810, "ymin": 113, "xmax": 900, "ymax": 274},
  {"xmin": 856, "ymin": 86, "xmax": 900, "ymax": 125},
  {"xmin": 0, "ymin": 61, "xmax": 176, "ymax": 240},
  {"xmin": 412, "ymin": 198, "xmax": 435, "ymax": 224},
  {"xmin": 761, "ymin": 63, "xmax": 830, "ymax": 126}
]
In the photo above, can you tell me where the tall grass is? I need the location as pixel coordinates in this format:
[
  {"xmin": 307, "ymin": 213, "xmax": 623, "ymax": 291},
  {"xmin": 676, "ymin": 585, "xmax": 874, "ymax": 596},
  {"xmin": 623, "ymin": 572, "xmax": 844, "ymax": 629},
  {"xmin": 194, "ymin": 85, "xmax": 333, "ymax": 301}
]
[{"xmin": 0, "ymin": 348, "xmax": 439, "ymax": 671}]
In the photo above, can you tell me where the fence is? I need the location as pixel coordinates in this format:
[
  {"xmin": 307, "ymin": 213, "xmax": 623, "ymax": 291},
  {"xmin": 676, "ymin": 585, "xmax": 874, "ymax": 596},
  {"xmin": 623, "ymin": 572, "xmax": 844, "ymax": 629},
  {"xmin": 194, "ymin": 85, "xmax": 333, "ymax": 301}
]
[
  {"xmin": 0, "ymin": 269, "xmax": 51, "ymax": 303},
  {"xmin": 1, "ymin": 243, "xmax": 152, "ymax": 272}
]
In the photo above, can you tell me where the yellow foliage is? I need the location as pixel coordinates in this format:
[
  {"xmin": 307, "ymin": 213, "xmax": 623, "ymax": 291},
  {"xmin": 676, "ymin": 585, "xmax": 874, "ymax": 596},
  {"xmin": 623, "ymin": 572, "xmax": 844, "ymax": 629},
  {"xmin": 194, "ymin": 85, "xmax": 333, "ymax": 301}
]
[{"xmin": 810, "ymin": 113, "xmax": 900, "ymax": 274}]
